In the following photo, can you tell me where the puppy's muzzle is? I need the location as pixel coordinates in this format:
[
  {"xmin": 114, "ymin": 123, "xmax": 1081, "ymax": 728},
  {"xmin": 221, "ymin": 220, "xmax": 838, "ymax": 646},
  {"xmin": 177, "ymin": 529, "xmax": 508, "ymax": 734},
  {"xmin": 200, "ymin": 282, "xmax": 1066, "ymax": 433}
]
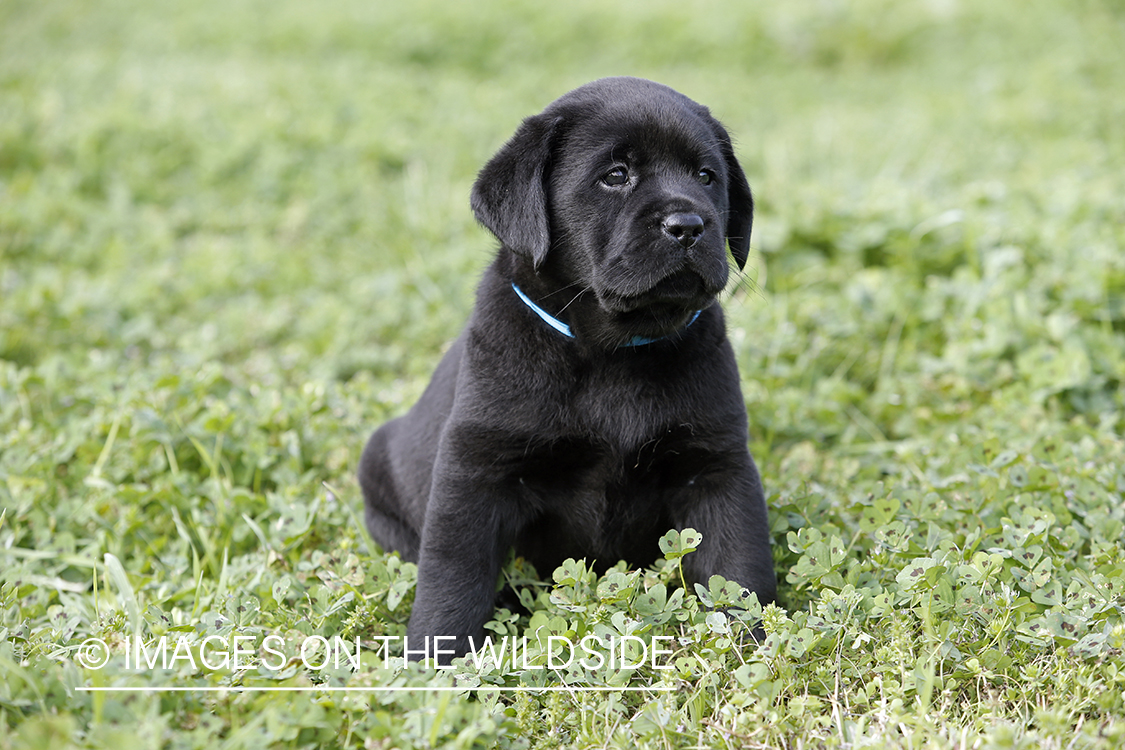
[{"xmin": 662, "ymin": 212, "xmax": 705, "ymax": 249}]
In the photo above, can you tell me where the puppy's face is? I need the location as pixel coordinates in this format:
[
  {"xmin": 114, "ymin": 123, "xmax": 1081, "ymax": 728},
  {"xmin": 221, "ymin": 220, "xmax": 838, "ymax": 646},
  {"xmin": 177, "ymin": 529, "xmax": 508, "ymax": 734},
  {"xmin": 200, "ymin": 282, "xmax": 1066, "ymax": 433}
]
[
  {"xmin": 471, "ymin": 78, "xmax": 753, "ymax": 345},
  {"xmin": 549, "ymin": 102, "xmax": 738, "ymax": 336}
]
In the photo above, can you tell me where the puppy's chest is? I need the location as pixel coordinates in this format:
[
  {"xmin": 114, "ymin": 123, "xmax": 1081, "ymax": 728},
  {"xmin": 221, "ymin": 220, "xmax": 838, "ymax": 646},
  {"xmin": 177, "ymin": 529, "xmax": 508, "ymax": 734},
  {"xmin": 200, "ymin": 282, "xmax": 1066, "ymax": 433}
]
[
  {"xmin": 499, "ymin": 359, "xmax": 721, "ymax": 503},
  {"xmin": 515, "ymin": 423, "xmax": 711, "ymax": 502},
  {"xmin": 508, "ymin": 425, "xmax": 711, "ymax": 567}
]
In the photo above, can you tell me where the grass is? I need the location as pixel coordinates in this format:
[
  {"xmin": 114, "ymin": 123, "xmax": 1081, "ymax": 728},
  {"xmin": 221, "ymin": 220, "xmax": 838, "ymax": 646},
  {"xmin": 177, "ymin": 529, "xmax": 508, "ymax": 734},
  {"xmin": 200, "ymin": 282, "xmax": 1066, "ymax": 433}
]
[{"xmin": 2, "ymin": 0, "xmax": 1124, "ymax": 747}]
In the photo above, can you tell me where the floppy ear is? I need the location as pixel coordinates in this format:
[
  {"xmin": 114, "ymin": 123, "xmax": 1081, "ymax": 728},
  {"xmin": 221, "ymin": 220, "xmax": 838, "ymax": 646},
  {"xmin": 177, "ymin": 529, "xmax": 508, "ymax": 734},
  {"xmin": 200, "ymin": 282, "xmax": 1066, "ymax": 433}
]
[
  {"xmin": 470, "ymin": 114, "xmax": 561, "ymax": 270},
  {"xmin": 717, "ymin": 130, "xmax": 754, "ymax": 270}
]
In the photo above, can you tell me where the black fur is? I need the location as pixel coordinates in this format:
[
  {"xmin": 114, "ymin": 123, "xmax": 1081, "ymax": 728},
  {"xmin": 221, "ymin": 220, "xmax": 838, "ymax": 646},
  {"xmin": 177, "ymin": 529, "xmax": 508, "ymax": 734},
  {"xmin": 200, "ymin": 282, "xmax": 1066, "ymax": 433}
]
[{"xmin": 359, "ymin": 77, "xmax": 775, "ymax": 662}]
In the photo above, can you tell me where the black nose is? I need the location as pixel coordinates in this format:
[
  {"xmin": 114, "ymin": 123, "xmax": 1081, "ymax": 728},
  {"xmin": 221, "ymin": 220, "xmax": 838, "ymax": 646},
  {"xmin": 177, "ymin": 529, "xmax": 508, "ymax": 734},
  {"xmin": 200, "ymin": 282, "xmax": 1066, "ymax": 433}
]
[{"xmin": 662, "ymin": 213, "xmax": 705, "ymax": 249}]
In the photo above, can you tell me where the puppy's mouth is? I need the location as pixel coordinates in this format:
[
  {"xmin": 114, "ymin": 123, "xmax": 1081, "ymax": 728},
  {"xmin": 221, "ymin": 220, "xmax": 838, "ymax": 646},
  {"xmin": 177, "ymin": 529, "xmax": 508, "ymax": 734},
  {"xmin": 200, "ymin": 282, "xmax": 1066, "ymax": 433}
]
[
  {"xmin": 604, "ymin": 270, "xmax": 712, "ymax": 310},
  {"xmin": 600, "ymin": 272, "xmax": 714, "ymax": 334}
]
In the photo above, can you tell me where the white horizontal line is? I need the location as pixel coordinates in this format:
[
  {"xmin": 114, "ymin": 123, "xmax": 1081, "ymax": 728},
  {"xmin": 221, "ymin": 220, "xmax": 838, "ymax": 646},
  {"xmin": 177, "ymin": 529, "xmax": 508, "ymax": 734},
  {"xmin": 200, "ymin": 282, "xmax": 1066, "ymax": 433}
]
[{"xmin": 77, "ymin": 685, "xmax": 673, "ymax": 693}]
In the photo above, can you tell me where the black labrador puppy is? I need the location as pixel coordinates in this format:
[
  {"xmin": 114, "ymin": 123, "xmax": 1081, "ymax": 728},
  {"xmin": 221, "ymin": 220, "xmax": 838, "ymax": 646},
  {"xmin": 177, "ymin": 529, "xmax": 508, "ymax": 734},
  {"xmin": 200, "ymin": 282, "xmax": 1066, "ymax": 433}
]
[{"xmin": 359, "ymin": 77, "xmax": 775, "ymax": 662}]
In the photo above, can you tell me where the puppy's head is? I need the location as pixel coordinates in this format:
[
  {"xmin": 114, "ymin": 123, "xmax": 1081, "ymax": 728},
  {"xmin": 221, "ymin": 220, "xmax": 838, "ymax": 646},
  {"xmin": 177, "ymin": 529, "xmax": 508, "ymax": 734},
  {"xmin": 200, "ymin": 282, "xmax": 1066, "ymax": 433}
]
[{"xmin": 471, "ymin": 77, "xmax": 753, "ymax": 345}]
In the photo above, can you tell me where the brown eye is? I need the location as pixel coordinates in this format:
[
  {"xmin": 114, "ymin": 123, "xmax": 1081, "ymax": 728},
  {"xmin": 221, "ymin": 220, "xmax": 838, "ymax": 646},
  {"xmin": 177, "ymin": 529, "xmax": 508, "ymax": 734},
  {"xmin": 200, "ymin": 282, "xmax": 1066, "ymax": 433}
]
[
  {"xmin": 602, "ymin": 167, "xmax": 629, "ymax": 187},
  {"xmin": 697, "ymin": 169, "xmax": 714, "ymax": 186}
]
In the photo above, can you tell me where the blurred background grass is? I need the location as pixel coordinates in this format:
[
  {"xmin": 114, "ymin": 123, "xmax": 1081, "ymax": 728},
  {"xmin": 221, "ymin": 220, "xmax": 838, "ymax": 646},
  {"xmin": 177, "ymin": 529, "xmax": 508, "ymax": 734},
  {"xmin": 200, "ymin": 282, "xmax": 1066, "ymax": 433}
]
[
  {"xmin": 3, "ymin": 0, "xmax": 1124, "ymax": 502},
  {"xmin": 3, "ymin": 0, "xmax": 1121, "ymax": 385}
]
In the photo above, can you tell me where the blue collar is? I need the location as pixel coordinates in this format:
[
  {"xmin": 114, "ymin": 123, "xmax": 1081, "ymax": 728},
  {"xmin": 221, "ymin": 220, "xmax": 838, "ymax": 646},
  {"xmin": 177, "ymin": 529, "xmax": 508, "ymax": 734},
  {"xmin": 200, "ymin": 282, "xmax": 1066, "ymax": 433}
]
[{"xmin": 511, "ymin": 283, "xmax": 701, "ymax": 347}]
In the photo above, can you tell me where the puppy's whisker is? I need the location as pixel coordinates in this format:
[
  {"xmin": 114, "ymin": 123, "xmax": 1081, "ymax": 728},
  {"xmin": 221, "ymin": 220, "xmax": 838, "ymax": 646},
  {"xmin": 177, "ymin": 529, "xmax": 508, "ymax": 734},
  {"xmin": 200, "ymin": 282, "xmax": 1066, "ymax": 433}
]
[
  {"xmin": 557, "ymin": 287, "xmax": 591, "ymax": 314},
  {"xmin": 724, "ymin": 264, "xmax": 767, "ymax": 306},
  {"xmin": 541, "ymin": 281, "xmax": 585, "ymax": 301}
]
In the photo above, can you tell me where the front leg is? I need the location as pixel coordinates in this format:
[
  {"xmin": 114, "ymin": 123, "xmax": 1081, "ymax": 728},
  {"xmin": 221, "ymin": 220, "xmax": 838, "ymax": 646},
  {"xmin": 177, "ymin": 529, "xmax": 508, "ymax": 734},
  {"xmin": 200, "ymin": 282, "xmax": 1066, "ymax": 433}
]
[
  {"xmin": 407, "ymin": 456, "xmax": 517, "ymax": 664},
  {"xmin": 675, "ymin": 452, "xmax": 776, "ymax": 607}
]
